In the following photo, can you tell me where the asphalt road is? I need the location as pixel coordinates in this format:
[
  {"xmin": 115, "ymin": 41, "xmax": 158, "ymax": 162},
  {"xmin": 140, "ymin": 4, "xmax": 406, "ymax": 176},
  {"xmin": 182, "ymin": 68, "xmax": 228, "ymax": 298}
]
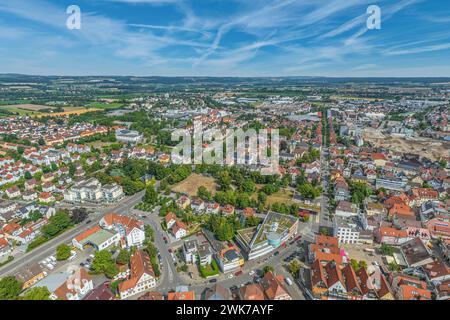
[
  {"xmin": 0, "ymin": 191, "xmax": 145, "ymax": 277},
  {"xmin": 317, "ymin": 147, "xmax": 332, "ymax": 230}
]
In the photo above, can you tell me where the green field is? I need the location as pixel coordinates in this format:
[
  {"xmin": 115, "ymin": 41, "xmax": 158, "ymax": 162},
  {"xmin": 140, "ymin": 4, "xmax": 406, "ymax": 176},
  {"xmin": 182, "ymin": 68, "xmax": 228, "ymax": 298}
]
[{"xmin": 86, "ymin": 102, "xmax": 124, "ymax": 109}]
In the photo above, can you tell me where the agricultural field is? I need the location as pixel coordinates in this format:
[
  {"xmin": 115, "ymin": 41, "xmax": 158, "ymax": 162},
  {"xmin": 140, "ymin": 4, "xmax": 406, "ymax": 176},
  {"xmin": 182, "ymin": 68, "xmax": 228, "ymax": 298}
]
[
  {"xmin": 0, "ymin": 104, "xmax": 49, "ymax": 116},
  {"xmin": 0, "ymin": 104, "xmax": 96, "ymax": 118},
  {"xmin": 171, "ymin": 173, "xmax": 217, "ymax": 197}
]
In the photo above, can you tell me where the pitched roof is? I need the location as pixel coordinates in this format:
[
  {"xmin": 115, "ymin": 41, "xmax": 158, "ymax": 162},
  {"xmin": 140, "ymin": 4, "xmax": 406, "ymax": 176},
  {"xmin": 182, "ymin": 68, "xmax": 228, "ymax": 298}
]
[
  {"xmin": 239, "ymin": 284, "xmax": 265, "ymax": 300},
  {"xmin": 119, "ymin": 250, "xmax": 155, "ymax": 293},
  {"xmin": 74, "ymin": 225, "xmax": 102, "ymax": 242},
  {"xmin": 167, "ymin": 291, "xmax": 195, "ymax": 300},
  {"xmin": 342, "ymin": 264, "xmax": 362, "ymax": 294},
  {"xmin": 261, "ymin": 272, "xmax": 291, "ymax": 300}
]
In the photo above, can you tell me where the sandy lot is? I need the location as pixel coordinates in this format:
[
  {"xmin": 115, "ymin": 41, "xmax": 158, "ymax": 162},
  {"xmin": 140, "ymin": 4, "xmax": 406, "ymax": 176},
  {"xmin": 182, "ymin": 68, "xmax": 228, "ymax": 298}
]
[
  {"xmin": 171, "ymin": 173, "xmax": 218, "ymax": 197},
  {"xmin": 363, "ymin": 128, "xmax": 449, "ymax": 161}
]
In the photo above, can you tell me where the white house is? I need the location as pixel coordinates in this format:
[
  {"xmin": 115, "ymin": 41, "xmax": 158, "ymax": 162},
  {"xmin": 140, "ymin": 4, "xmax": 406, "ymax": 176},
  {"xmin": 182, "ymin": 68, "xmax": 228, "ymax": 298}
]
[{"xmin": 119, "ymin": 250, "xmax": 156, "ymax": 299}]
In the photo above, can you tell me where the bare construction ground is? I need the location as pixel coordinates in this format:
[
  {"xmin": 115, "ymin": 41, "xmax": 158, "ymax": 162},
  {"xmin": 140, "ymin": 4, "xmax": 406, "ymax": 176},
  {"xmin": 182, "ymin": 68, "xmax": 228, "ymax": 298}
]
[
  {"xmin": 171, "ymin": 173, "xmax": 218, "ymax": 197},
  {"xmin": 363, "ymin": 128, "xmax": 449, "ymax": 161}
]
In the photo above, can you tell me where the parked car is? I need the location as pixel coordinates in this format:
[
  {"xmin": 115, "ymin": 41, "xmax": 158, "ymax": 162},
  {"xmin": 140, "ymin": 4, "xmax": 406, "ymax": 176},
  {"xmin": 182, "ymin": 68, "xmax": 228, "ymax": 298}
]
[
  {"xmin": 235, "ymin": 271, "xmax": 243, "ymax": 277},
  {"xmin": 285, "ymin": 277, "xmax": 293, "ymax": 286},
  {"xmin": 209, "ymin": 279, "xmax": 218, "ymax": 283}
]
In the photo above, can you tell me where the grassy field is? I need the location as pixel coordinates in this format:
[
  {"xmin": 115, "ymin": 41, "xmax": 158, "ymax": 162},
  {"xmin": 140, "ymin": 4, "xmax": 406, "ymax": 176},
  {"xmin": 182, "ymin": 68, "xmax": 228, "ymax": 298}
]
[
  {"xmin": 171, "ymin": 173, "xmax": 217, "ymax": 197},
  {"xmin": 86, "ymin": 102, "xmax": 124, "ymax": 109},
  {"xmin": 87, "ymin": 141, "xmax": 116, "ymax": 149},
  {"xmin": 266, "ymin": 188, "xmax": 295, "ymax": 206}
]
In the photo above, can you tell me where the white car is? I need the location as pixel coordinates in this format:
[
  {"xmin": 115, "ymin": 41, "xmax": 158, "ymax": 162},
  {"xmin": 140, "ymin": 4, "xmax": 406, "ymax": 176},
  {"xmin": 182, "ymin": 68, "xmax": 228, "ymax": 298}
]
[
  {"xmin": 228, "ymin": 274, "xmax": 234, "ymax": 279},
  {"xmin": 285, "ymin": 277, "xmax": 293, "ymax": 286},
  {"xmin": 46, "ymin": 263, "xmax": 55, "ymax": 270},
  {"xmin": 49, "ymin": 256, "xmax": 56, "ymax": 262},
  {"xmin": 249, "ymin": 271, "xmax": 255, "ymax": 276}
]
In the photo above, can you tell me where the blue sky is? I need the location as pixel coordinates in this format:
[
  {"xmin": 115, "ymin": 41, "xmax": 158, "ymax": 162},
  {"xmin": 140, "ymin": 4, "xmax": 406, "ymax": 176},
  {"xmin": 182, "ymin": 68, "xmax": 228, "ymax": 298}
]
[{"xmin": 0, "ymin": 0, "xmax": 450, "ymax": 77}]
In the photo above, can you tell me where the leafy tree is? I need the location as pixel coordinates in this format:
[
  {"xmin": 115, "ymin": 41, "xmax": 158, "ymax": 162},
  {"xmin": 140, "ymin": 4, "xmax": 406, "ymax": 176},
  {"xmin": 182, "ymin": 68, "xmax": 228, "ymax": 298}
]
[
  {"xmin": 0, "ymin": 276, "xmax": 22, "ymax": 300},
  {"xmin": 263, "ymin": 265, "xmax": 274, "ymax": 274},
  {"xmin": 297, "ymin": 183, "xmax": 321, "ymax": 200},
  {"xmin": 51, "ymin": 162, "xmax": 58, "ymax": 172},
  {"xmin": 56, "ymin": 244, "xmax": 72, "ymax": 261},
  {"xmin": 359, "ymin": 260, "xmax": 368, "ymax": 270},
  {"xmin": 241, "ymin": 179, "xmax": 256, "ymax": 193},
  {"xmin": 21, "ymin": 287, "xmax": 50, "ymax": 300},
  {"xmin": 42, "ymin": 211, "xmax": 72, "ymax": 238},
  {"xmin": 218, "ymin": 171, "xmax": 232, "ymax": 191},
  {"xmin": 350, "ymin": 259, "xmax": 361, "ymax": 272},
  {"xmin": 288, "ymin": 260, "xmax": 301, "ymax": 277},
  {"xmin": 144, "ymin": 185, "xmax": 158, "ymax": 205},
  {"xmin": 24, "ymin": 171, "xmax": 33, "ymax": 180},
  {"xmin": 349, "ymin": 181, "xmax": 372, "ymax": 205},
  {"xmin": 70, "ymin": 208, "xmax": 88, "ymax": 224},
  {"xmin": 91, "ymin": 250, "xmax": 119, "ymax": 279},
  {"xmin": 207, "ymin": 215, "xmax": 236, "ymax": 241},
  {"xmin": 116, "ymin": 250, "xmax": 131, "ymax": 265},
  {"xmin": 197, "ymin": 186, "xmax": 212, "ymax": 202},
  {"xmin": 380, "ymin": 243, "xmax": 394, "ymax": 256},
  {"xmin": 261, "ymin": 184, "xmax": 279, "ymax": 195},
  {"xmin": 145, "ymin": 225, "xmax": 155, "ymax": 242},
  {"xmin": 319, "ymin": 227, "xmax": 329, "ymax": 236}
]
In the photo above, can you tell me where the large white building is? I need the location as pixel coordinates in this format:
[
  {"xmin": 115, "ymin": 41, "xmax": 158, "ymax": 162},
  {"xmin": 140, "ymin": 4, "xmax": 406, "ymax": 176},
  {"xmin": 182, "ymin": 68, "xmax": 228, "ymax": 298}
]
[
  {"xmin": 99, "ymin": 213, "xmax": 146, "ymax": 248},
  {"xmin": 235, "ymin": 212, "xmax": 298, "ymax": 261},
  {"xmin": 63, "ymin": 178, "xmax": 124, "ymax": 204},
  {"xmin": 115, "ymin": 129, "xmax": 143, "ymax": 144}
]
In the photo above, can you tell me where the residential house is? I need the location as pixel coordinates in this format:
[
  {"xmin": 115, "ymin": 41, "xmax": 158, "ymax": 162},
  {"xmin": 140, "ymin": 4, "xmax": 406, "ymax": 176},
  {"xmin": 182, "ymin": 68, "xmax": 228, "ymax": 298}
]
[
  {"xmin": 100, "ymin": 213, "xmax": 145, "ymax": 247},
  {"xmin": 374, "ymin": 227, "xmax": 412, "ymax": 245},
  {"xmin": 215, "ymin": 246, "xmax": 245, "ymax": 273},
  {"xmin": 260, "ymin": 271, "xmax": 292, "ymax": 300},
  {"xmin": 204, "ymin": 284, "xmax": 231, "ymax": 300},
  {"xmin": 176, "ymin": 195, "xmax": 191, "ymax": 209},
  {"xmin": 6, "ymin": 186, "xmax": 21, "ymax": 199},
  {"xmin": 238, "ymin": 283, "xmax": 265, "ymax": 300},
  {"xmin": 119, "ymin": 250, "xmax": 156, "ymax": 299},
  {"xmin": 335, "ymin": 201, "xmax": 359, "ymax": 217},
  {"xmin": 308, "ymin": 235, "xmax": 343, "ymax": 264},
  {"xmin": 50, "ymin": 268, "xmax": 94, "ymax": 300}
]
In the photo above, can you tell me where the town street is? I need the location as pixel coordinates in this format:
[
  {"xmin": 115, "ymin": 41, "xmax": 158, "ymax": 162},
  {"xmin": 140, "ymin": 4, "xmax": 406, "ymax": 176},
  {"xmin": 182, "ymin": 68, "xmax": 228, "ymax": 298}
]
[{"xmin": 0, "ymin": 191, "xmax": 145, "ymax": 276}]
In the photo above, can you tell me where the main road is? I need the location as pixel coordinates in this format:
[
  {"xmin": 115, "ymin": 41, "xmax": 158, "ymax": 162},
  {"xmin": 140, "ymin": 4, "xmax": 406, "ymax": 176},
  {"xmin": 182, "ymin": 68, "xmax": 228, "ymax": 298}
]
[{"xmin": 0, "ymin": 191, "xmax": 145, "ymax": 277}]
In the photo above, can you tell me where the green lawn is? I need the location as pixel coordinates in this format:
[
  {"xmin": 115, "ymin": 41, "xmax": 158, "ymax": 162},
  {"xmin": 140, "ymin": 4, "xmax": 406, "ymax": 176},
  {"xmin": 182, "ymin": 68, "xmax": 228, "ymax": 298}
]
[{"xmin": 199, "ymin": 260, "xmax": 220, "ymax": 278}]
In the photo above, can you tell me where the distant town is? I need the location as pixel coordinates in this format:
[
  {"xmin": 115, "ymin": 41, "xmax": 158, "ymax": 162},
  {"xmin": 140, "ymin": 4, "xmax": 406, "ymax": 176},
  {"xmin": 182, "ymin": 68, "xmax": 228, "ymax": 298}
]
[{"xmin": 0, "ymin": 75, "xmax": 449, "ymax": 301}]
